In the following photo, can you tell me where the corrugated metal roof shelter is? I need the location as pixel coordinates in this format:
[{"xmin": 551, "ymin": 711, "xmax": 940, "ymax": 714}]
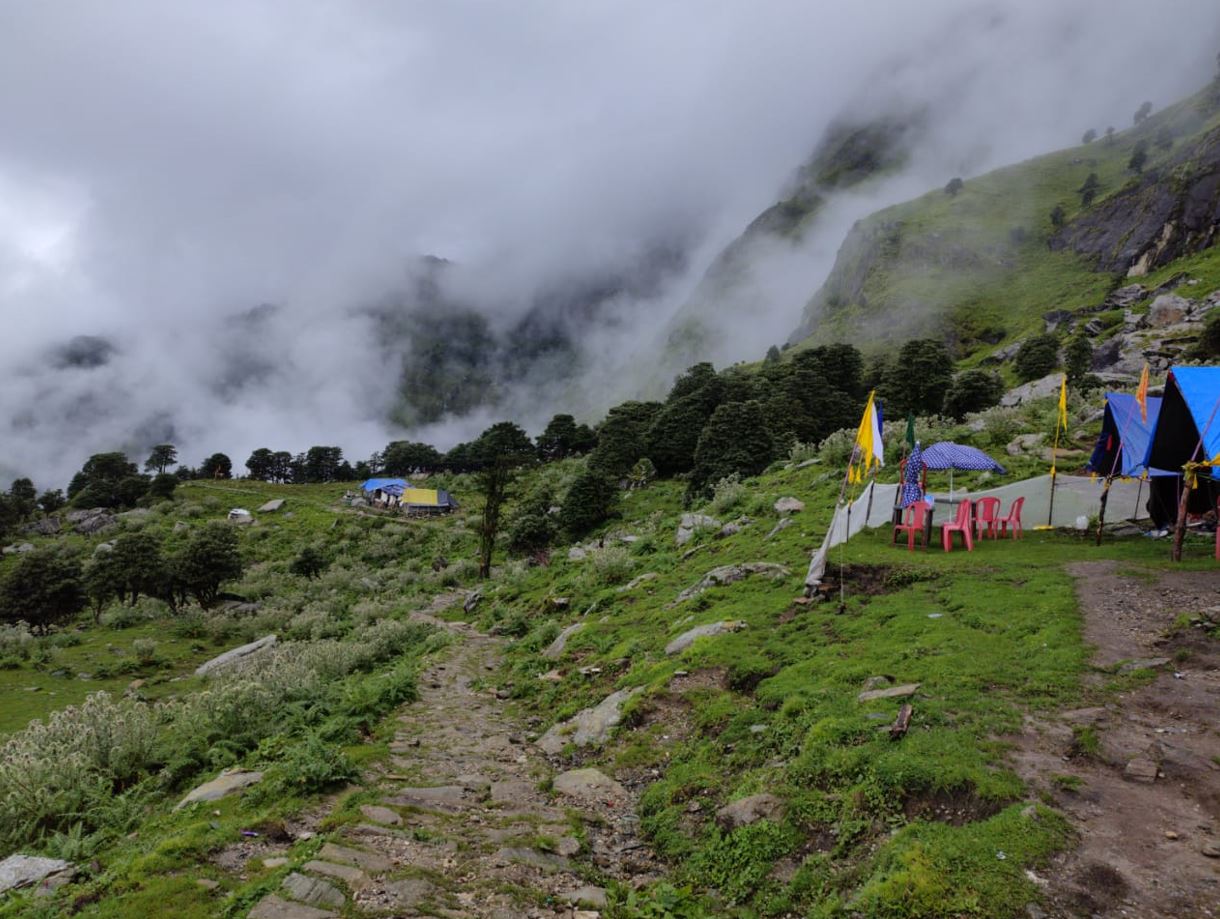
[{"xmin": 1087, "ymin": 392, "xmax": 1165, "ymax": 478}]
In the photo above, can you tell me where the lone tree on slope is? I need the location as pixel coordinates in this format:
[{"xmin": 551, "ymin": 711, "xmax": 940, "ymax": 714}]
[
  {"xmin": 471, "ymin": 422, "xmax": 537, "ymax": 579},
  {"xmin": 144, "ymin": 444, "xmax": 177, "ymax": 475}
]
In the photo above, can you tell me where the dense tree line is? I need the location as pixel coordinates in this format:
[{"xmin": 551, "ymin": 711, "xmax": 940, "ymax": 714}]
[{"xmin": 1, "ymin": 523, "xmax": 244, "ymax": 633}]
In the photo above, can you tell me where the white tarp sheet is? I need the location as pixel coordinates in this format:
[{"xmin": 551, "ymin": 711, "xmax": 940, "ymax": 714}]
[{"xmin": 804, "ymin": 474, "xmax": 1150, "ymax": 588}]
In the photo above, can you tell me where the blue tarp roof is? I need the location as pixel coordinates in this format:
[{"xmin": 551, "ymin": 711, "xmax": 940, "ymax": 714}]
[
  {"xmin": 361, "ymin": 477, "xmax": 409, "ymax": 496},
  {"xmin": 1087, "ymin": 392, "xmax": 1165, "ymax": 477},
  {"xmin": 1161, "ymin": 366, "xmax": 1220, "ymax": 480},
  {"xmin": 920, "ymin": 441, "xmax": 1006, "ymax": 473}
]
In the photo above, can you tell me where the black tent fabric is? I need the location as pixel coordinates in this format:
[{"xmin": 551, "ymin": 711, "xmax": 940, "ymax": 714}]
[{"xmin": 1145, "ymin": 369, "xmax": 1220, "ymax": 525}]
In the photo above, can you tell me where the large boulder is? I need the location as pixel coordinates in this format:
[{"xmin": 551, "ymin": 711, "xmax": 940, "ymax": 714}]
[
  {"xmin": 195, "ymin": 635, "xmax": 277, "ymax": 677},
  {"xmin": 542, "ymin": 622, "xmax": 583, "ymax": 660},
  {"xmin": 675, "ymin": 562, "xmax": 790, "ymax": 602},
  {"xmin": 22, "ymin": 517, "xmax": 60, "ymax": 536},
  {"xmin": 552, "ymin": 767, "xmax": 628, "ymax": 805},
  {"xmin": 174, "ymin": 769, "xmax": 264, "ymax": 810},
  {"xmin": 1144, "ymin": 294, "xmax": 1190, "ymax": 328},
  {"xmin": 716, "ymin": 793, "xmax": 785, "ymax": 831},
  {"xmin": 676, "ymin": 513, "xmax": 720, "ymax": 547},
  {"xmin": 665, "ymin": 620, "xmax": 746, "ymax": 655},
  {"xmin": 537, "ymin": 687, "xmax": 642, "ymax": 755},
  {"xmin": 68, "ymin": 508, "xmax": 117, "ymax": 535},
  {"xmin": 773, "ymin": 497, "xmax": 805, "ymax": 514},
  {"xmin": 0, "ymin": 855, "xmax": 75, "ymax": 895},
  {"xmin": 1000, "ymin": 373, "xmax": 1061, "ymax": 407}
]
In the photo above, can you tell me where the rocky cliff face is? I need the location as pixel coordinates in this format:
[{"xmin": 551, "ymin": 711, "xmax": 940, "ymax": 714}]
[{"xmin": 1050, "ymin": 123, "xmax": 1220, "ymax": 277}]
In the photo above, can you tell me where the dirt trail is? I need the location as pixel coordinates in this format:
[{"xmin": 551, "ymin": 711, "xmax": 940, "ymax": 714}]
[
  {"xmin": 245, "ymin": 618, "xmax": 655, "ymax": 918},
  {"xmin": 1012, "ymin": 561, "xmax": 1220, "ymax": 918}
]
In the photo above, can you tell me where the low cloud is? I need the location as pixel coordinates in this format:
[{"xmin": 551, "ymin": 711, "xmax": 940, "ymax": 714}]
[{"xmin": 1, "ymin": 1, "xmax": 1217, "ymax": 486}]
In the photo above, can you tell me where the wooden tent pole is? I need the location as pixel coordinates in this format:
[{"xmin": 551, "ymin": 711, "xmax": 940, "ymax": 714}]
[{"xmin": 1172, "ymin": 473, "xmax": 1192, "ymax": 562}]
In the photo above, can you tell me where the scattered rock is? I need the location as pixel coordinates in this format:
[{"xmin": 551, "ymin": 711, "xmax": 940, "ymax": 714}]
[
  {"xmin": 567, "ymin": 546, "xmax": 587, "ymax": 561},
  {"xmin": 716, "ymin": 794, "xmax": 785, "ymax": 831},
  {"xmin": 552, "ymin": 767, "xmax": 628, "ymax": 804},
  {"xmin": 258, "ymin": 499, "xmax": 286, "ymax": 512},
  {"xmin": 195, "ymin": 635, "xmax": 277, "ymax": 677},
  {"xmin": 173, "ymin": 521, "xmax": 190, "ymax": 533},
  {"xmin": 1145, "ymin": 294, "xmax": 1190, "ymax": 328},
  {"xmin": 773, "ymin": 497, "xmax": 805, "ymax": 514},
  {"xmin": 282, "ymin": 872, "xmax": 345, "ymax": 910},
  {"xmin": 537, "ymin": 687, "xmax": 642, "ymax": 754},
  {"xmin": 618, "ymin": 572, "xmax": 659, "ymax": 592},
  {"xmin": 562, "ymin": 886, "xmax": 609, "ymax": 908},
  {"xmin": 1118, "ymin": 657, "xmax": 1171, "ymax": 673},
  {"xmin": 263, "ymin": 857, "xmax": 289, "ymax": 868},
  {"xmin": 675, "ymin": 562, "xmax": 790, "ymax": 602},
  {"xmin": 379, "ymin": 878, "xmax": 435, "ymax": 909},
  {"xmin": 464, "ymin": 591, "xmax": 482, "ymax": 614},
  {"xmin": 69, "ymin": 508, "xmax": 117, "ymax": 535},
  {"xmin": 302, "ymin": 861, "xmax": 365, "ymax": 885},
  {"xmin": 1202, "ymin": 843, "xmax": 1220, "ymax": 858},
  {"xmin": 383, "ymin": 786, "xmax": 466, "ymax": 812},
  {"xmin": 1001, "ymin": 373, "xmax": 1061, "ymax": 408},
  {"xmin": 1043, "ymin": 309, "xmax": 1073, "ymax": 332},
  {"xmin": 664, "ymin": 620, "xmax": 745, "ymax": 655},
  {"xmin": 765, "ymin": 517, "xmax": 793, "ymax": 539},
  {"xmin": 858, "ymin": 682, "xmax": 920, "ymax": 703},
  {"xmin": 542, "ymin": 622, "xmax": 583, "ymax": 660},
  {"xmin": 248, "ymin": 894, "xmax": 337, "ymax": 919},
  {"xmin": 1006, "ymin": 433, "xmax": 1046, "ymax": 456},
  {"xmin": 358, "ymin": 805, "xmax": 402, "ymax": 826},
  {"xmin": 1123, "ymin": 757, "xmax": 1159, "ymax": 783},
  {"xmin": 316, "ymin": 843, "xmax": 392, "ymax": 874},
  {"xmin": 2, "ymin": 543, "xmax": 34, "ymax": 555},
  {"xmin": 0, "ymin": 855, "xmax": 74, "ymax": 895},
  {"xmin": 494, "ymin": 847, "xmax": 571, "ymax": 874},
  {"xmin": 716, "ymin": 522, "xmax": 742, "ymax": 538},
  {"xmin": 555, "ymin": 836, "xmax": 581, "ymax": 857},
  {"xmin": 174, "ymin": 769, "xmax": 264, "ymax": 810},
  {"xmin": 676, "ymin": 513, "xmax": 721, "ymax": 546},
  {"xmin": 23, "ymin": 517, "xmax": 60, "ymax": 536},
  {"xmin": 196, "ymin": 878, "xmax": 220, "ymax": 891}
]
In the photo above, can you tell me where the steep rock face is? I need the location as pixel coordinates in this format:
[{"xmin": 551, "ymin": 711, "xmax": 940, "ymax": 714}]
[
  {"xmin": 1050, "ymin": 125, "xmax": 1220, "ymax": 277},
  {"xmin": 666, "ymin": 113, "xmax": 923, "ymax": 357}
]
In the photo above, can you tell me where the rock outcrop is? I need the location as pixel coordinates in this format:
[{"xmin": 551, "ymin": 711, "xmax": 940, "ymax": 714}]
[{"xmin": 536, "ymin": 687, "xmax": 642, "ymax": 754}]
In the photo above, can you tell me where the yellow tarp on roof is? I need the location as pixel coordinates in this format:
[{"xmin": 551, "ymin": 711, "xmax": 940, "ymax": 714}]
[{"xmin": 403, "ymin": 488, "xmax": 442, "ymax": 506}]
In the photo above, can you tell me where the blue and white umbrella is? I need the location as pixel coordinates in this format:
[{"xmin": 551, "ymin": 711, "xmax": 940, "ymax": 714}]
[
  {"xmin": 920, "ymin": 442, "xmax": 1006, "ymax": 500},
  {"xmin": 900, "ymin": 442, "xmax": 925, "ymax": 508}
]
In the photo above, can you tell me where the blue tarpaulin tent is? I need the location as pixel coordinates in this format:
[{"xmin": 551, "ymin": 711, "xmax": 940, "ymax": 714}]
[
  {"xmin": 361, "ymin": 477, "xmax": 409, "ymax": 497},
  {"xmin": 1087, "ymin": 392, "xmax": 1165, "ymax": 478},
  {"xmin": 1147, "ymin": 366, "xmax": 1220, "ymax": 482}
]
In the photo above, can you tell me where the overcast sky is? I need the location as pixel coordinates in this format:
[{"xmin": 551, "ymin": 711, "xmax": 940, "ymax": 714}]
[{"xmin": 2, "ymin": 1, "xmax": 1218, "ymax": 486}]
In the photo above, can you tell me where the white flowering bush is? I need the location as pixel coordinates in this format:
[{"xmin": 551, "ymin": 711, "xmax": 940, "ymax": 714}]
[{"xmin": 709, "ymin": 474, "xmax": 748, "ymax": 516}]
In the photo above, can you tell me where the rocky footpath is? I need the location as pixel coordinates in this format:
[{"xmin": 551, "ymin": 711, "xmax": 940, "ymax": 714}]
[{"xmin": 235, "ymin": 620, "xmax": 656, "ymax": 918}]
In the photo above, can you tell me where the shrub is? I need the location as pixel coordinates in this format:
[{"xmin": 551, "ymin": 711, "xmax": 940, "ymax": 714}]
[
  {"xmin": 0, "ymin": 546, "xmax": 86, "ymax": 634},
  {"xmin": 131, "ymin": 638, "xmax": 158, "ymax": 665},
  {"xmin": 1193, "ymin": 311, "xmax": 1220, "ymax": 359},
  {"xmin": 942, "ymin": 370, "xmax": 1006, "ymax": 420},
  {"xmin": 709, "ymin": 474, "xmax": 748, "ymax": 516},
  {"xmin": 1014, "ymin": 334, "xmax": 1060, "ymax": 381},
  {"xmin": 587, "ymin": 545, "xmax": 634, "ymax": 586},
  {"xmin": 559, "ymin": 468, "xmax": 620, "ymax": 539}
]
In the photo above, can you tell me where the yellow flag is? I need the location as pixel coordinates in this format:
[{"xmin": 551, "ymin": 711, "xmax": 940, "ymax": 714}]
[
  {"xmin": 847, "ymin": 391, "xmax": 884, "ymax": 484},
  {"xmin": 1135, "ymin": 363, "xmax": 1150, "ymax": 422},
  {"xmin": 1057, "ymin": 374, "xmax": 1068, "ymax": 432}
]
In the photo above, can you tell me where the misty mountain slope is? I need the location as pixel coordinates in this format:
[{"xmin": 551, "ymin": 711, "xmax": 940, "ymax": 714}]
[
  {"xmin": 664, "ymin": 113, "xmax": 925, "ymax": 363},
  {"xmin": 789, "ymin": 84, "xmax": 1220, "ymax": 355}
]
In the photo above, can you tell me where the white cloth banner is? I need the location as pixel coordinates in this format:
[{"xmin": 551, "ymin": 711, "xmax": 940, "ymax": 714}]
[{"xmin": 804, "ymin": 475, "xmax": 1150, "ymax": 588}]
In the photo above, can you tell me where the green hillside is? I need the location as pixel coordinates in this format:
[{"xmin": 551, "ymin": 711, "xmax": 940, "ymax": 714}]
[
  {"xmin": 2, "ymin": 389, "xmax": 1217, "ymax": 916},
  {"xmin": 789, "ymin": 84, "xmax": 1220, "ymax": 357}
]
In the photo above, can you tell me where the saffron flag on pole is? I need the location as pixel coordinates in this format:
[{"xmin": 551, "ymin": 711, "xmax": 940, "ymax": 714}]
[
  {"xmin": 1135, "ymin": 363, "xmax": 1150, "ymax": 422},
  {"xmin": 848, "ymin": 391, "xmax": 884, "ymax": 484}
]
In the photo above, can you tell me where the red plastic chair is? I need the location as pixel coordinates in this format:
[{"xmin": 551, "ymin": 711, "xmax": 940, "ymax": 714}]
[
  {"xmin": 973, "ymin": 497, "xmax": 1001, "ymax": 540},
  {"xmin": 998, "ymin": 497, "xmax": 1025, "ymax": 540},
  {"xmin": 941, "ymin": 500, "xmax": 974, "ymax": 552},
  {"xmin": 893, "ymin": 501, "xmax": 929, "ymax": 551}
]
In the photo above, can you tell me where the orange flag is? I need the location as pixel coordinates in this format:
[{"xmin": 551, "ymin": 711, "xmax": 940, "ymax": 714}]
[{"xmin": 1135, "ymin": 363, "xmax": 1150, "ymax": 422}]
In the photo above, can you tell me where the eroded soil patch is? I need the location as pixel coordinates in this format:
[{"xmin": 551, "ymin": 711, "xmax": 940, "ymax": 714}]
[{"xmin": 1012, "ymin": 561, "xmax": 1220, "ymax": 918}]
